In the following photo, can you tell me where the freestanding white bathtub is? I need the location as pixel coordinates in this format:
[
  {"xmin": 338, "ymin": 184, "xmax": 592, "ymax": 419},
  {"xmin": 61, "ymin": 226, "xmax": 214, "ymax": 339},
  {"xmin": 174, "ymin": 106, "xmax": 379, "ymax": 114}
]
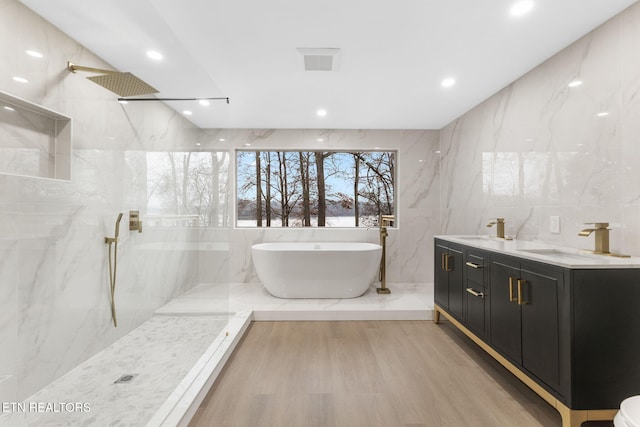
[{"xmin": 251, "ymin": 242, "xmax": 383, "ymax": 298}]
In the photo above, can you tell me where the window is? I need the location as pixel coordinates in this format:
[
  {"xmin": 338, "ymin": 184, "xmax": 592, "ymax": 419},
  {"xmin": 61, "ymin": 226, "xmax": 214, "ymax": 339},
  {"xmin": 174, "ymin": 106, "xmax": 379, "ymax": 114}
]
[
  {"xmin": 236, "ymin": 150, "xmax": 395, "ymax": 227},
  {"xmin": 144, "ymin": 151, "xmax": 230, "ymax": 227}
]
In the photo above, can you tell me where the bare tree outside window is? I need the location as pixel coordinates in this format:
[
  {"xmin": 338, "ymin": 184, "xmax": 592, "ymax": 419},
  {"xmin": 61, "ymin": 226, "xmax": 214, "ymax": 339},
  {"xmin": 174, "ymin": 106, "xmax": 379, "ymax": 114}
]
[
  {"xmin": 237, "ymin": 150, "xmax": 395, "ymax": 227},
  {"xmin": 146, "ymin": 151, "xmax": 231, "ymax": 227}
]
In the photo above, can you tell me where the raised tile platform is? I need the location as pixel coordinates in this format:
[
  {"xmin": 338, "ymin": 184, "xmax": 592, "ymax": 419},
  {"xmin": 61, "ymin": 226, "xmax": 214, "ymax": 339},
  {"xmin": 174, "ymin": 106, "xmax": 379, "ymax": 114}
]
[{"xmin": 155, "ymin": 282, "xmax": 434, "ymax": 320}]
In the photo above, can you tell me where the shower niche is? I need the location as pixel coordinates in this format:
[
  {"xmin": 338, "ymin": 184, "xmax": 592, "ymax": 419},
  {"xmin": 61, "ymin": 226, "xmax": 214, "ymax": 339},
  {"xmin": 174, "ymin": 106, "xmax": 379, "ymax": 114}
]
[{"xmin": 0, "ymin": 90, "xmax": 71, "ymax": 181}]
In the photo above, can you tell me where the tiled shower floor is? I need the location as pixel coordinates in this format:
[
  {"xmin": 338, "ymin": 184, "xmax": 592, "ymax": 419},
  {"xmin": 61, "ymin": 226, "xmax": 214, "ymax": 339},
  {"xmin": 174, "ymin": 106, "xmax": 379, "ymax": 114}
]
[{"xmin": 1, "ymin": 282, "xmax": 431, "ymax": 426}]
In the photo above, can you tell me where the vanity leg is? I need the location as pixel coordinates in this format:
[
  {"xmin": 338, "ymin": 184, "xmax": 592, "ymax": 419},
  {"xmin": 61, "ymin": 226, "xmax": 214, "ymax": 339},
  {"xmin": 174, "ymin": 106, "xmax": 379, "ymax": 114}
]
[
  {"xmin": 557, "ymin": 406, "xmax": 617, "ymax": 427},
  {"xmin": 562, "ymin": 410, "xmax": 588, "ymax": 427},
  {"xmin": 433, "ymin": 308, "xmax": 441, "ymax": 324}
]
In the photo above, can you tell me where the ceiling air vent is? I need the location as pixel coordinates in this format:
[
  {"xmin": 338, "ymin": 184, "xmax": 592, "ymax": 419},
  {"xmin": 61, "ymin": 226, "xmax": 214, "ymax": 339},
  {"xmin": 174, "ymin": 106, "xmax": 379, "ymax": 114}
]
[{"xmin": 297, "ymin": 48, "xmax": 341, "ymax": 72}]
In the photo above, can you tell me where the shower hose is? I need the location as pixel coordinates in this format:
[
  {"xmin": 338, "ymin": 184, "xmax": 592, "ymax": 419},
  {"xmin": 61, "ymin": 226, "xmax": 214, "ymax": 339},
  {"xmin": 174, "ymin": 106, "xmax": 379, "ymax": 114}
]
[{"xmin": 106, "ymin": 213, "xmax": 123, "ymax": 327}]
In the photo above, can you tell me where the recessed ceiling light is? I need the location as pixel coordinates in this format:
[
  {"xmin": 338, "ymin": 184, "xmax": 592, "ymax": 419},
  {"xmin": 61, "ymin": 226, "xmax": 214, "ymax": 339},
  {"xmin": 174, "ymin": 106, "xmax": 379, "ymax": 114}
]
[
  {"xmin": 199, "ymin": 99, "xmax": 210, "ymax": 107},
  {"xmin": 316, "ymin": 109, "xmax": 327, "ymax": 117},
  {"xmin": 597, "ymin": 111, "xmax": 609, "ymax": 117},
  {"xmin": 196, "ymin": 142, "xmax": 201, "ymax": 146},
  {"xmin": 12, "ymin": 76, "xmax": 28, "ymax": 83},
  {"xmin": 510, "ymin": 0, "xmax": 534, "ymax": 17},
  {"xmin": 146, "ymin": 50, "xmax": 163, "ymax": 60},
  {"xmin": 568, "ymin": 80, "xmax": 583, "ymax": 87},
  {"xmin": 441, "ymin": 77, "xmax": 456, "ymax": 88},
  {"xmin": 317, "ymin": 138, "xmax": 324, "ymax": 142},
  {"xmin": 4, "ymin": 106, "xmax": 15, "ymax": 111},
  {"xmin": 218, "ymin": 138, "xmax": 225, "ymax": 142},
  {"xmin": 183, "ymin": 110, "xmax": 193, "ymax": 116},
  {"xmin": 26, "ymin": 50, "xmax": 43, "ymax": 58},
  {"xmin": 244, "ymin": 143, "xmax": 252, "ymax": 147}
]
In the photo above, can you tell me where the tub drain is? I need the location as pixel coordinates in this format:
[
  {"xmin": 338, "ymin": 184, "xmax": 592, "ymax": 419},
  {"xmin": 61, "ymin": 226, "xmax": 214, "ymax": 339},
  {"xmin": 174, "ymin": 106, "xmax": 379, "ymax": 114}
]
[{"xmin": 114, "ymin": 374, "xmax": 138, "ymax": 384}]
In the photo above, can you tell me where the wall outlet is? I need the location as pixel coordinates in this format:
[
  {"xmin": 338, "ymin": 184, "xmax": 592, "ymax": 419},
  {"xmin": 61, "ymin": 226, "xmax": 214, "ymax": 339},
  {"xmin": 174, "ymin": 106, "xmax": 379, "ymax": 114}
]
[{"xmin": 550, "ymin": 216, "xmax": 560, "ymax": 234}]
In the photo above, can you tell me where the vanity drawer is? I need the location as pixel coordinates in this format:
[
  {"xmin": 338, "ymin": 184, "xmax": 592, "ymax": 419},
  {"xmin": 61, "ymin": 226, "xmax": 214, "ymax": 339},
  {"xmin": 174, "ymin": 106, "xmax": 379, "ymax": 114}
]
[
  {"xmin": 465, "ymin": 253, "xmax": 487, "ymax": 285},
  {"xmin": 466, "ymin": 285, "xmax": 488, "ymax": 339}
]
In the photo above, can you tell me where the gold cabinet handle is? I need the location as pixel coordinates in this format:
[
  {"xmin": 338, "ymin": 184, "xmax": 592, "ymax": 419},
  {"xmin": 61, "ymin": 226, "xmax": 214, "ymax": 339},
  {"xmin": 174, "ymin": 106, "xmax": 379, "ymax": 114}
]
[
  {"xmin": 465, "ymin": 262, "xmax": 483, "ymax": 269},
  {"xmin": 517, "ymin": 279, "xmax": 528, "ymax": 305},
  {"xmin": 442, "ymin": 253, "xmax": 453, "ymax": 271},
  {"xmin": 441, "ymin": 253, "xmax": 446, "ymax": 270},
  {"xmin": 466, "ymin": 288, "xmax": 485, "ymax": 298},
  {"xmin": 508, "ymin": 277, "xmax": 517, "ymax": 302}
]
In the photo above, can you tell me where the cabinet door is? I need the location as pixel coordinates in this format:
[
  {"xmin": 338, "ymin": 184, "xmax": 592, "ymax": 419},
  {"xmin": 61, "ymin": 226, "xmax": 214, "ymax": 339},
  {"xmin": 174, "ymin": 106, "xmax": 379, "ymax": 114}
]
[
  {"xmin": 489, "ymin": 259, "xmax": 522, "ymax": 363},
  {"xmin": 520, "ymin": 265, "xmax": 562, "ymax": 391},
  {"xmin": 447, "ymin": 247, "xmax": 464, "ymax": 319},
  {"xmin": 434, "ymin": 244, "xmax": 450, "ymax": 309}
]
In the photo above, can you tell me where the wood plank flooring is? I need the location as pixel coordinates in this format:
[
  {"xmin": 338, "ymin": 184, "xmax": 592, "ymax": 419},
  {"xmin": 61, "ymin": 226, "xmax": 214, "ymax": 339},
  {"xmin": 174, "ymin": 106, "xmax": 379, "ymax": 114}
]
[{"xmin": 189, "ymin": 320, "xmax": 579, "ymax": 427}]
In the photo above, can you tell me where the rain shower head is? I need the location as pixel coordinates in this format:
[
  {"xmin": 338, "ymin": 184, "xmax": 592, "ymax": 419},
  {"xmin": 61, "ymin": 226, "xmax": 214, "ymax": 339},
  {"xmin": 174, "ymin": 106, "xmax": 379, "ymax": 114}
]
[{"xmin": 67, "ymin": 61, "xmax": 159, "ymax": 97}]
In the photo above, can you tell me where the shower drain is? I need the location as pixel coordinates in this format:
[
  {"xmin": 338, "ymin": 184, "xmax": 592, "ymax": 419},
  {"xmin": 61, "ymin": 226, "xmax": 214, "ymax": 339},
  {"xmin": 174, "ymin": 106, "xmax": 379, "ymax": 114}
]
[{"xmin": 114, "ymin": 374, "xmax": 138, "ymax": 384}]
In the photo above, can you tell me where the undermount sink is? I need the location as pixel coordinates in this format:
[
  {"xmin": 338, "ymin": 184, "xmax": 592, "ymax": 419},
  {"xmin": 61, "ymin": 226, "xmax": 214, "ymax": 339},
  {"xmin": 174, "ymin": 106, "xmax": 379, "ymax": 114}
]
[
  {"xmin": 517, "ymin": 248, "xmax": 594, "ymax": 260},
  {"xmin": 455, "ymin": 235, "xmax": 512, "ymax": 242}
]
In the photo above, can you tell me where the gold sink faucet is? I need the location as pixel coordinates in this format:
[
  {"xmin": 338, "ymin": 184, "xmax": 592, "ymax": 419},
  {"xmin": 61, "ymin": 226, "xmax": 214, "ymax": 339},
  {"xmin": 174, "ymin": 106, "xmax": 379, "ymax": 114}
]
[
  {"xmin": 578, "ymin": 222, "xmax": 610, "ymax": 254},
  {"xmin": 578, "ymin": 222, "xmax": 630, "ymax": 257},
  {"xmin": 487, "ymin": 218, "xmax": 506, "ymax": 239}
]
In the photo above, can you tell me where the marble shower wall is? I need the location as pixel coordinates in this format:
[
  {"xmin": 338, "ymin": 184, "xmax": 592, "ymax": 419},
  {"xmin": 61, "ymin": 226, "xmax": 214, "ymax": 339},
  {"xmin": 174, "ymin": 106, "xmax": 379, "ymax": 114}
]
[
  {"xmin": 440, "ymin": 2, "xmax": 640, "ymax": 257},
  {"xmin": 198, "ymin": 129, "xmax": 440, "ymax": 285},
  {"xmin": 0, "ymin": 0, "xmax": 204, "ymax": 400}
]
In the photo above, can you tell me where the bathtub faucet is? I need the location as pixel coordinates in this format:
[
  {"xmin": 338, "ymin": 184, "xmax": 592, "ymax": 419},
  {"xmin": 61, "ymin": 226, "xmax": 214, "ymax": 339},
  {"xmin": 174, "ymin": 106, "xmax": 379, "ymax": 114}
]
[{"xmin": 378, "ymin": 214, "xmax": 395, "ymax": 295}]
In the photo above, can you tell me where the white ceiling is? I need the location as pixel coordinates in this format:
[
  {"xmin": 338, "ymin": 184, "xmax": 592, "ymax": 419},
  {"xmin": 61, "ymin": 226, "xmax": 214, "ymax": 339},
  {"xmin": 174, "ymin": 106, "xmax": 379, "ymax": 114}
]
[{"xmin": 20, "ymin": 0, "xmax": 639, "ymax": 130}]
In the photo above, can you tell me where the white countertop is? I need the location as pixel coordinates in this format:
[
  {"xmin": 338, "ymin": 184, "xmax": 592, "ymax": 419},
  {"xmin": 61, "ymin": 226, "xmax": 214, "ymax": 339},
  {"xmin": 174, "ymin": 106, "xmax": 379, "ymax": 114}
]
[{"xmin": 435, "ymin": 235, "xmax": 640, "ymax": 269}]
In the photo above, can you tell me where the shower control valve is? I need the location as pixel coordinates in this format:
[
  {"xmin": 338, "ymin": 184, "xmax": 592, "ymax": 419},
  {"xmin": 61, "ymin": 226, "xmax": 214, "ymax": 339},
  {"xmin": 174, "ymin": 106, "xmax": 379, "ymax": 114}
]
[{"xmin": 129, "ymin": 210, "xmax": 143, "ymax": 233}]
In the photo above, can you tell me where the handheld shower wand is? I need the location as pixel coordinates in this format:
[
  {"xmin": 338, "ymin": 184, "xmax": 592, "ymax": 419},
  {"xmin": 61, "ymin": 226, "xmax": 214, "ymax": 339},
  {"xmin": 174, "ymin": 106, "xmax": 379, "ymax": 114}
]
[{"xmin": 105, "ymin": 213, "xmax": 124, "ymax": 327}]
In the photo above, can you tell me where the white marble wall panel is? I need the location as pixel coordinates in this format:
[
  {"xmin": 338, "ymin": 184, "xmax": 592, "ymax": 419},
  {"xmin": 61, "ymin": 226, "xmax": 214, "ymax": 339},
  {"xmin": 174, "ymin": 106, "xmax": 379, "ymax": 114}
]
[
  {"xmin": 621, "ymin": 4, "xmax": 640, "ymax": 253},
  {"xmin": 1, "ymin": 0, "xmax": 204, "ymax": 400},
  {"xmin": 0, "ymin": 175, "xmax": 18, "ymax": 402},
  {"xmin": 440, "ymin": 2, "xmax": 640, "ymax": 257}
]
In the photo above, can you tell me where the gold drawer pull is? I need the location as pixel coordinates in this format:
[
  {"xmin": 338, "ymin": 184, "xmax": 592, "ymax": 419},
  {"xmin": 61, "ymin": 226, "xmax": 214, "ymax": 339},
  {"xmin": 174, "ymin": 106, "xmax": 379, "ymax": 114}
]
[
  {"xmin": 466, "ymin": 288, "xmax": 485, "ymax": 298},
  {"xmin": 465, "ymin": 262, "xmax": 483, "ymax": 269}
]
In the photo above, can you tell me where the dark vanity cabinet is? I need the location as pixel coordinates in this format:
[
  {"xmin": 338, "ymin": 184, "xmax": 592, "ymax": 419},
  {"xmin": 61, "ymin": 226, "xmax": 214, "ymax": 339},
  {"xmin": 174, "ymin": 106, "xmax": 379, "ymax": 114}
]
[
  {"xmin": 489, "ymin": 255, "xmax": 567, "ymax": 398},
  {"xmin": 436, "ymin": 240, "xmax": 489, "ymax": 335},
  {"xmin": 433, "ymin": 237, "xmax": 640, "ymax": 421},
  {"xmin": 434, "ymin": 242, "xmax": 464, "ymax": 319}
]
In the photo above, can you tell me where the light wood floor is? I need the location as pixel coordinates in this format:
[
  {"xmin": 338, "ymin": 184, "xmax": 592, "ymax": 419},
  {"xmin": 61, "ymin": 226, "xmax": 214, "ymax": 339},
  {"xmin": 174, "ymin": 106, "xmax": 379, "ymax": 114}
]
[{"xmin": 189, "ymin": 320, "xmax": 610, "ymax": 427}]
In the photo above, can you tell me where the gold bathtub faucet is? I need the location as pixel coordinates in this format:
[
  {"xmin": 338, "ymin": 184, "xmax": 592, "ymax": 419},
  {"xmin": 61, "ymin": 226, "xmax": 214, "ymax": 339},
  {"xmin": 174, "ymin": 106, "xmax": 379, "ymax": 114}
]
[{"xmin": 378, "ymin": 214, "xmax": 395, "ymax": 295}]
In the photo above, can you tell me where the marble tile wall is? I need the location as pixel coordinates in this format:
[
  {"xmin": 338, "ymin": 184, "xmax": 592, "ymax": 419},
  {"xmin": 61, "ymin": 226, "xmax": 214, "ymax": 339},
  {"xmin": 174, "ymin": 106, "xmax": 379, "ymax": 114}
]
[
  {"xmin": 198, "ymin": 128, "xmax": 441, "ymax": 285},
  {"xmin": 440, "ymin": 2, "xmax": 640, "ymax": 257},
  {"xmin": 0, "ymin": 0, "xmax": 204, "ymax": 401}
]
